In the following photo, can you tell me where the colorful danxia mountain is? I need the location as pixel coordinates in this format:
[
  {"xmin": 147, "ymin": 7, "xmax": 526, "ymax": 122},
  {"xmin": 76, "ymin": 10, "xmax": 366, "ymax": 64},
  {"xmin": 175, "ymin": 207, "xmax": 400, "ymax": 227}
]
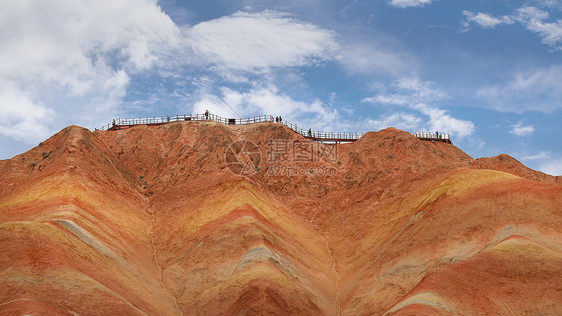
[{"xmin": 1, "ymin": 120, "xmax": 561, "ymax": 315}]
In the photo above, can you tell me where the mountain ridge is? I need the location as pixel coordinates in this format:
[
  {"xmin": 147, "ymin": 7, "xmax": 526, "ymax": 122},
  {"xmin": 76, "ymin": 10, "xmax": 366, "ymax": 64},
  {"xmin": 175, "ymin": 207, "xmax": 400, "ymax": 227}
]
[{"xmin": 1, "ymin": 121, "xmax": 560, "ymax": 315}]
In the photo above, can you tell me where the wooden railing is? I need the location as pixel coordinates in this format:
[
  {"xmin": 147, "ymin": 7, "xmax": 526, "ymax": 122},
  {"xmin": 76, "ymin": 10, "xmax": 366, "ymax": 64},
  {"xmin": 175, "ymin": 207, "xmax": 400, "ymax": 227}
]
[
  {"xmin": 281, "ymin": 121, "xmax": 362, "ymax": 142},
  {"xmin": 99, "ymin": 114, "xmax": 275, "ymax": 131},
  {"xmin": 99, "ymin": 113, "xmax": 451, "ymax": 143},
  {"xmin": 411, "ymin": 131, "xmax": 451, "ymax": 143}
]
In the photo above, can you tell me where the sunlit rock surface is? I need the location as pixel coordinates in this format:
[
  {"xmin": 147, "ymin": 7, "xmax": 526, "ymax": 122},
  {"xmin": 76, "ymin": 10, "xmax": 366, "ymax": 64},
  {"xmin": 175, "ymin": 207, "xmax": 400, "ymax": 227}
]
[{"xmin": 1, "ymin": 121, "xmax": 560, "ymax": 315}]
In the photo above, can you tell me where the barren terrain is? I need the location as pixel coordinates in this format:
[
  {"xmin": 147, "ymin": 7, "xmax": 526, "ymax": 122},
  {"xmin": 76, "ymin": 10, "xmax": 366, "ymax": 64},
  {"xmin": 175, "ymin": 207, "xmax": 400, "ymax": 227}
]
[{"xmin": 1, "ymin": 121, "xmax": 560, "ymax": 315}]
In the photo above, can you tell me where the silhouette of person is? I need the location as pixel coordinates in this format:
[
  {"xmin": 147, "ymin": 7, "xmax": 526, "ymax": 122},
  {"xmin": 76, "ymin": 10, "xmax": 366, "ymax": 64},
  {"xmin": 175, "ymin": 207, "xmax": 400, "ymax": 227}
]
[
  {"xmin": 308, "ymin": 128, "xmax": 312, "ymax": 137},
  {"xmin": 205, "ymin": 110, "xmax": 209, "ymax": 120}
]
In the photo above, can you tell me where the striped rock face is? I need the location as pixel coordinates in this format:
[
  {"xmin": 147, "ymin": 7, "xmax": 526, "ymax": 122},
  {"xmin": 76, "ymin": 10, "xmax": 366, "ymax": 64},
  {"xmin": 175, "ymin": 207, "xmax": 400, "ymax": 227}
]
[{"xmin": 1, "ymin": 121, "xmax": 561, "ymax": 315}]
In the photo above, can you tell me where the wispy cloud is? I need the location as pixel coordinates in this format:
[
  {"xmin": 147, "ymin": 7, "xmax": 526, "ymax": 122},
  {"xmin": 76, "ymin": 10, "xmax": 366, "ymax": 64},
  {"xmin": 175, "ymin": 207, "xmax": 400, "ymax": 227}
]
[
  {"xmin": 335, "ymin": 39, "xmax": 411, "ymax": 76},
  {"xmin": 362, "ymin": 76, "xmax": 447, "ymax": 105},
  {"xmin": 367, "ymin": 112, "xmax": 422, "ymax": 131},
  {"xmin": 518, "ymin": 150, "xmax": 562, "ymax": 176},
  {"xmin": 362, "ymin": 76, "xmax": 474, "ymax": 137},
  {"xmin": 461, "ymin": 11, "xmax": 514, "ymax": 31},
  {"xmin": 539, "ymin": 158, "xmax": 562, "ymax": 176},
  {"xmin": 522, "ymin": 151, "xmax": 551, "ymax": 160},
  {"xmin": 477, "ymin": 65, "xmax": 562, "ymax": 112},
  {"xmin": 510, "ymin": 122, "xmax": 536, "ymax": 137},
  {"xmin": 389, "ymin": 0, "xmax": 435, "ymax": 9},
  {"xmin": 462, "ymin": 6, "xmax": 562, "ymax": 49},
  {"xmin": 535, "ymin": 0, "xmax": 562, "ymax": 10},
  {"xmin": 516, "ymin": 6, "xmax": 562, "ymax": 48}
]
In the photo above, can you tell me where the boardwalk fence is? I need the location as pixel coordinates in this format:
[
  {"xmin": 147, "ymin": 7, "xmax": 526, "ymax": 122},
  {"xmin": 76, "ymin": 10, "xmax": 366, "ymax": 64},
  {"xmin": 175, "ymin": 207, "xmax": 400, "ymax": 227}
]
[{"xmin": 99, "ymin": 114, "xmax": 450, "ymax": 143}]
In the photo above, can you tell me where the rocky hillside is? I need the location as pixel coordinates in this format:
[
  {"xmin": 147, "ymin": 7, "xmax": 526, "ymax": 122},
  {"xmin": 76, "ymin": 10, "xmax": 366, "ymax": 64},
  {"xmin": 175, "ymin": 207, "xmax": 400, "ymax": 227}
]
[{"xmin": 1, "ymin": 121, "xmax": 560, "ymax": 315}]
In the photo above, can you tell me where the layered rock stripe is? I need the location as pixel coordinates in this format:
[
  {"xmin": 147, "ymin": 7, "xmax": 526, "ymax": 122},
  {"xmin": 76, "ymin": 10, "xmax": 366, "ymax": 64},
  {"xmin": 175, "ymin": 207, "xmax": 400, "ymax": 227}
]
[{"xmin": 0, "ymin": 121, "xmax": 560, "ymax": 315}]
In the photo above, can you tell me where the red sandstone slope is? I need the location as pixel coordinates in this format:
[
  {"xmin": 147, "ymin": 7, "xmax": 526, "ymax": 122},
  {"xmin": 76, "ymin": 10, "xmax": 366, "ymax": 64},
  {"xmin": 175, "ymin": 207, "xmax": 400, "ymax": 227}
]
[
  {"xmin": 0, "ymin": 126, "xmax": 179, "ymax": 315},
  {"xmin": 1, "ymin": 121, "xmax": 561, "ymax": 315}
]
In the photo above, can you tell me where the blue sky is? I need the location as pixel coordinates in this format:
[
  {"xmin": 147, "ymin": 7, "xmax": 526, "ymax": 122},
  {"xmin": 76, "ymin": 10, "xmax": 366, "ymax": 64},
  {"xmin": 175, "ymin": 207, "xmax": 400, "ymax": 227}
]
[{"xmin": 1, "ymin": 0, "xmax": 561, "ymax": 175}]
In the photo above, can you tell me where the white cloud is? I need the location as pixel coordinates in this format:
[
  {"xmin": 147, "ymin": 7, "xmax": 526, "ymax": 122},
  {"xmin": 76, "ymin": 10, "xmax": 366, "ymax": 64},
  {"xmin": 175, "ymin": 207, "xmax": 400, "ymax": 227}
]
[
  {"xmin": 192, "ymin": 84, "xmax": 330, "ymax": 126},
  {"xmin": 0, "ymin": 3, "xmax": 348, "ymax": 156},
  {"xmin": 389, "ymin": 0, "xmax": 435, "ymax": 8},
  {"xmin": 516, "ymin": 151, "xmax": 562, "ymax": 176},
  {"xmin": 522, "ymin": 151, "xmax": 551, "ymax": 160},
  {"xmin": 477, "ymin": 65, "xmax": 562, "ymax": 112},
  {"xmin": 0, "ymin": 82, "xmax": 55, "ymax": 142},
  {"xmin": 536, "ymin": 0, "xmax": 562, "ymax": 9},
  {"xmin": 462, "ymin": 11, "xmax": 514, "ymax": 30},
  {"xmin": 362, "ymin": 76, "xmax": 474, "ymax": 137},
  {"xmin": 413, "ymin": 103, "xmax": 475, "ymax": 137},
  {"xmin": 515, "ymin": 7, "xmax": 562, "ymax": 48},
  {"xmin": 363, "ymin": 94, "xmax": 410, "ymax": 105},
  {"xmin": 363, "ymin": 76, "xmax": 447, "ymax": 105},
  {"xmin": 539, "ymin": 158, "xmax": 562, "ymax": 175},
  {"xmin": 462, "ymin": 6, "xmax": 562, "ymax": 49},
  {"xmin": 517, "ymin": 148, "xmax": 562, "ymax": 176},
  {"xmin": 393, "ymin": 76, "xmax": 448, "ymax": 100},
  {"xmin": 510, "ymin": 122, "xmax": 535, "ymax": 137},
  {"xmin": 183, "ymin": 11, "xmax": 338, "ymax": 75},
  {"xmin": 0, "ymin": 0, "xmax": 181, "ymax": 143},
  {"xmin": 367, "ymin": 112, "xmax": 422, "ymax": 131},
  {"xmin": 335, "ymin": 40, "xmax": 411, "ymax": 76}
]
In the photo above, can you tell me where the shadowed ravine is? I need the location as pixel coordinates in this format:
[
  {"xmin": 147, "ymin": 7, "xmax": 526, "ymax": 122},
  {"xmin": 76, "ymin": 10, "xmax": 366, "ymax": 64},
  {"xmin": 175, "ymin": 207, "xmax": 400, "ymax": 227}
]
[{"xmin": 1, "ymin": 121, "xmax": 561, "ymax": 315}]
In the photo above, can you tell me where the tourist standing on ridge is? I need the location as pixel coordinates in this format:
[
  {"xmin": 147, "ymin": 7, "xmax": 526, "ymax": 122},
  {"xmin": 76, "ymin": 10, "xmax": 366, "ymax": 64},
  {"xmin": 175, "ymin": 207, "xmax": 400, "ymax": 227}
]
[
  {"xmin": 308, "ymin": 128, "xmax": 312, "ymax": 137},
  {"xmin": 205, "ymin": 110, "xmax": 209, "ymax": 120}
]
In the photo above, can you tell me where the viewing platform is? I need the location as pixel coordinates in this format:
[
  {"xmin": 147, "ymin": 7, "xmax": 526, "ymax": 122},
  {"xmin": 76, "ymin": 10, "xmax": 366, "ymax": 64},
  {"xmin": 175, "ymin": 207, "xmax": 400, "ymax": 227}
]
[{"xmin": 99, "ymin": 114, "xmax": 451, "ymax": 144}]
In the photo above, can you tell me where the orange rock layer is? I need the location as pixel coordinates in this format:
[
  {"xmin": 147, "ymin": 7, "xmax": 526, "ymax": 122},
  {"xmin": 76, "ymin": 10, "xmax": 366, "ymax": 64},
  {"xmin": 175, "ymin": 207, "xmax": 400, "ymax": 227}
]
[{"xmin": 0, "ymin": 121, "xmax": 560, "ymax": 315}]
